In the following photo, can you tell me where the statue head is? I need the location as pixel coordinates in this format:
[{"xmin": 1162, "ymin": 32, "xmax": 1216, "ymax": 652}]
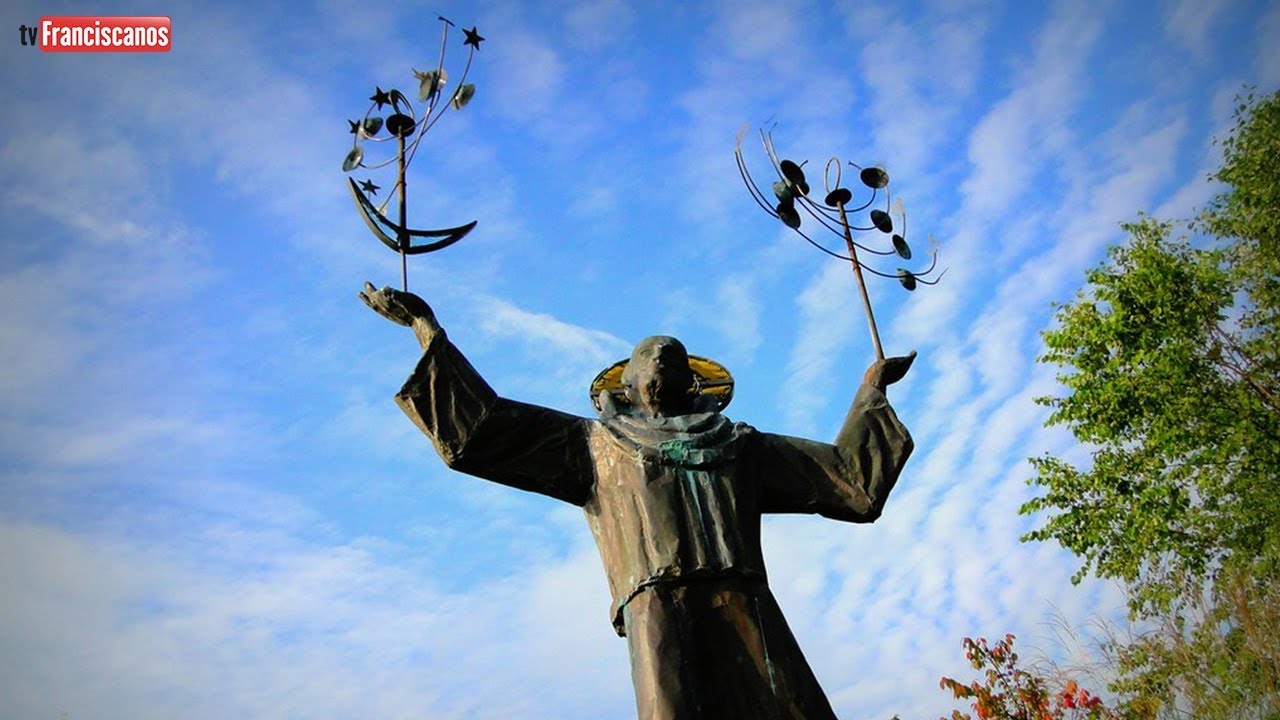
[{"xmin": 621, "ymin": 335, "xmax": 696, "ymax": 418}]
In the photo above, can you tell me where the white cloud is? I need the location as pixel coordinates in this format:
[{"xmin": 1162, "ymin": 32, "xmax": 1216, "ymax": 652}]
[
  {"xmin": 721, "ymin": 0, "xmax": 801, "ymax": 60},
  {"xmin": 673, "ymin": 0, "xmax": 857, "ymax": 240},
  {"xmin": 0, "ymin": 512, "xmax": 633, "ymax": 720},
  {"xmin": 961, "ymin": 3, "xmax": 1102, "ymax": 220},
  {"xmin": 713, "ymin": 275, "xmax": 763, "ymax": 359},
  {"xmin": 564, "ymin": 0, "xmax": 636, "ymax": 51},
  {"xmin": 781, "ymin": 261, "xmax": 860, "ymax": 434},
  {"xmin": 1258, "ymin": 2, "xmax": 1280, "ymax": 85},
  {"xmin": 486, "ymin": 30, "xmax": 567, "ymax": 118},
  {"xmin": 469, "ymin": 295, "xmax": 632, "ymax": 409},
  {"xmin": 0, "ymin": 127, "xmax": 238, "ymax": 469},
  {"xmin": 839, "ymin": 2, "xmax": 989, "ymax": 183},
  {"xmin": 2, "ymin": 2, "xmax": 1271, "ymax": 719},
  {"xmin": 474, "ymin": 295, "xmax": 630, "ymax": 362},
  {"xmin": 1163, "ymin": 0, "xmax": 1228, "ymax": 58}
]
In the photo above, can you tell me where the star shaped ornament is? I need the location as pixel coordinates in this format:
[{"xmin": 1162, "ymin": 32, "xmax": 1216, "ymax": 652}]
[
  {"xmin": 359, "ymin": 179, "xmax": 380, "ymax": 196},
  {"xmin": 463, "ymin": 26, "xmax": 484, "ymax": 50}
]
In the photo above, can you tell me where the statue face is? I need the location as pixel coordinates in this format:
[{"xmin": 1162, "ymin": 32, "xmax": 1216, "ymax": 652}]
[{"xmin": 624, "ymin": 336, "xmax": 695, "ymax": 417}]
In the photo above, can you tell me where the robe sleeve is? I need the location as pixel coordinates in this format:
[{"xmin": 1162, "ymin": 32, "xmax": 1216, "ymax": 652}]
[
  {"xmin": 394, "ymin": 330, "xmax": 595, "ymax": 506},
  {"xmin": 757, "ymin": 383, "xmax": 913, "ymax": 522}
]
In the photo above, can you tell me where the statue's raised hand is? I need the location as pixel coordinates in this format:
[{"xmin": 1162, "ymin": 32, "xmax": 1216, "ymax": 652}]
[
  {"xmin": 862, "ymin": 350, "xmax": 917, "ymax": 393},
  {"xmin": 359, "ymin": 282, "xmax": 442, "ymax": 346}
]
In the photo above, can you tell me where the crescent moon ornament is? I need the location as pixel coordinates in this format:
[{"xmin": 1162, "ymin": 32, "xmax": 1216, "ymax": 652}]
[
  {"xmin": 348, "ymin": 179, "xmax": 476, "ymax": 255},
  {"xmin": 342, "ymin": 15, "xmax": 484, "ymax": 290}
]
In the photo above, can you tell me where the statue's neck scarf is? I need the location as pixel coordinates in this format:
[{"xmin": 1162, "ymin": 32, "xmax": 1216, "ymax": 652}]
[{"xmin": 597, "ymin": 397, "xmax": 749, "ymax": 468}]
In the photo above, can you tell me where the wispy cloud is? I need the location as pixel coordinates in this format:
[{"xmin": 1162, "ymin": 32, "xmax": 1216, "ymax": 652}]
[
  {"xmin": 713, "ymin": 275, "xmax": 763, "ymax": 360},
  {"xmin": 474, "ymin": 294, "xmax": 630, "ymax": 361},
  {"xmin": 780, "ymin": 261, "xmax": 860, "ymax": 435},
  {"xmin": 485, "ymin": 29, "xmax": 567, "ymax": 119},
  {"xmin": 564, "ymin": 0, "xmax": 636, "ymax": 52},
  {"xmin": 2, "ymin": 2, "xmax": 1273, "ymax": 719},
  {"xmin": 1255, "ymin": 1, "xmax": 1280, "ymax": 85},
  {"xmin": 960, "ymin": 3, "xmax": 1103, "ymax": 220},
  {"xmin": 1163, "ymin": 0, "xmax": 1229, "ymax": 58},
  {"xmin": 469, "ymin": 295, "xmax": 631, "ymax": 409},
  {"xmin": 896, "ymin": 0, "xmax": 1106, "ymax": 346},
  {"xmin": 838, "ymin": 1, "xmax": 989, "ymax": 183},
  {"xmin": 0, "ymin": 511, "xmax": 632, "ymax": 720}
]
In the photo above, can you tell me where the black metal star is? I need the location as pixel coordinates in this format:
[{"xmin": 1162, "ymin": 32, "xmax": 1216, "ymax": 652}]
[
  {"xmin": 370, "ymin": 86, "xmax": 392, "ymax": 109},
  {"xmin": 359, "ymin": 179, "xmax": 380, "ymax": 196},
  {"xmin": 463, "ymin": 26, "xmax": 484, "ymax": 50},
  {"xmin": 348, "ymin": 119, "xmax": 360, "ymax": 134}
]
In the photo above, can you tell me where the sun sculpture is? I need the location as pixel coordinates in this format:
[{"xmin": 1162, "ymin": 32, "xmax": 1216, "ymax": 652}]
[
  {"xmin": 341, "ymin": 16, "xmax": 484, "ymax": 291},
  {"xmin": 735, "ymin": 127, "xmax": 944, "ymax": 360}
]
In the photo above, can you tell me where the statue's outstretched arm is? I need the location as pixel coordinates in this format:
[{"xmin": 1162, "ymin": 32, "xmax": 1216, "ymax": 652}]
[
  {"xmin": 758, "ymin": 352, "xmax": 916, "ymax": 522},
  {"xmin": 361, "ymin": 283, "xmax": 594, "ymax": 506}
]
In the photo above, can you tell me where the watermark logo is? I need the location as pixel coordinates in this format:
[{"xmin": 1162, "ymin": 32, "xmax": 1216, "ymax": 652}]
[{"xmin": 19, "ymin": 16, "xmax": 171, "ymax": 52}]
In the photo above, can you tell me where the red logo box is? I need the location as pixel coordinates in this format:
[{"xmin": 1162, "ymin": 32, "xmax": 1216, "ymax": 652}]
[{"xmin": 39, "ymin": 16, "xmax": 171, "ymax": 52}]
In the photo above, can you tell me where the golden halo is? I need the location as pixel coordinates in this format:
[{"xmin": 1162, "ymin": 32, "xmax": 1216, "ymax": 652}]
[{"xmin": 589, "ymin": 354, "xmax": 734, "ymax": 412}]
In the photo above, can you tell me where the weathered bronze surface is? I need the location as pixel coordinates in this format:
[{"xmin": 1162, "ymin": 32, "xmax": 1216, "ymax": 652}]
[{"xmin": 360, "ymin": 283, "xmax": 916, "ymax": 719}]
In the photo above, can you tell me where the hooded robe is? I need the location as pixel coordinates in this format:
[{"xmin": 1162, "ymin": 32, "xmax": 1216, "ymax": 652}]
[{"xmin": 395, "ymin": 331, "xmax": 913, "ymax": 720}]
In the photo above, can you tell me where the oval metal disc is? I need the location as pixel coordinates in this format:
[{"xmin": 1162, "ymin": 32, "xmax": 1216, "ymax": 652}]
[
  {"xmin": 416, "ymin": 69, "xmax": 447, "ymax": 102},
  {"xmin": 860, "ymin": 167, "xmax": 889, "ymax": 189},
  {"xmin": 870, "ymin": 209, "xmax": 893, "ymax": 233},
  {"xmin": 451, "ymin": 83, "xmax": 476, "ymax": 109},
  {"xmin": 386, "ymin": 113, "xmax": 416, "ymax": 137},
  {"xmin": 342, "ymin": 146, "xmax": 363, "ymax": 172},
  {"xmin": 776, "ymin": 201, "xmax": 801, "ymax": 229},
  {"xmin": 824, "ymin": 188, "xmax": 852, "ymax": 207},
  {"xmin": 780, "ymin": 160, "xmax": 807, "ymax": 187},
  {"xmin": 772, "ymin": 181, "xmax": 794, "ymax": 203},
  {"xmin": 897, "ymin": 269, "xmax": 917, "ymax": 291},
  {"xmin": 362, "ymin": 117, "xmax": 383, "ymax": 137},
  {"xmin": 892, "ymin": 234, "xmax": 912, "ymax": 259}
]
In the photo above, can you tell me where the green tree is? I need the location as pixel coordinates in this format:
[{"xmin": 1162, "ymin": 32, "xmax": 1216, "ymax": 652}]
[
  {"xmin": 1104, "ymin": 561, "xmax": 1280, "ymax": 720},
  {"xmin": 1020, "ymin": 89, "xmax": 1280, "ymax": 718}
]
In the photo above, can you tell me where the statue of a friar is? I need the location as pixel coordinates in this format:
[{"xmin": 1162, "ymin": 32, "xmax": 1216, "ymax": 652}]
[{"xmin": 361, "ymin": 281, "xmax": 915, "ymax": 720}]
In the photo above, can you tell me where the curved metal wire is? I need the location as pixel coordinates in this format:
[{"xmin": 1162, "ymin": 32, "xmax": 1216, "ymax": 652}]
[
  {"xmin": 405, "ymin": 34, "xmax": 478, "ymax": 168},
  {"xmin": 735, "ymin": 132, "xmax": 894, "ymax": 258},
  {"xmin": 735, "ymin": 126, "xmax": 945, "ymax": 284}
]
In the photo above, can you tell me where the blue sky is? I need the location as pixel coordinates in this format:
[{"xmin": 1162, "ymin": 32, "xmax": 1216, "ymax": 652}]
[{"xmin": 2, "ymin": 0, "xmax": 1277, "ymax": 718}]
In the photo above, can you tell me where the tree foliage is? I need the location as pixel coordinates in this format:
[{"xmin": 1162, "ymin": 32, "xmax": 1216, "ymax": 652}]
[
  {"xmin": 1019, "ymin": 89, "xmax": 1280, "ymax": 719},
  {"xmin": 1020, "ymin": 89, "xmax": 1280, "ymax": 617},
  {"xmin": 940, "ymin": 635, "xmax": 1123, "ymax": 720},
  {"xmin": 1106, "ymin": 561, "xmax": 1280, "ymax": 720}
]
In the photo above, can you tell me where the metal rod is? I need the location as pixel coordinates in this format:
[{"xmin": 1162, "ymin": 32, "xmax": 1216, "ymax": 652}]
[
  {"xmin": 397, "ymin": 132, "xmax": 408, "ymax": 291},
  {"xmin": 836, "ymin": 201, "xmax": 885, "ymax": 362}
]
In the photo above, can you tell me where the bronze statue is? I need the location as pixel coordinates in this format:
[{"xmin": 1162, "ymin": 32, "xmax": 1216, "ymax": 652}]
[{"xmin": 361, "ymin": 282, "xmax": 916, "ymax": 720}]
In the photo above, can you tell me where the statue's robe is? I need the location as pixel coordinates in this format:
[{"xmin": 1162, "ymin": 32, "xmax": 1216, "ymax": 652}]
[{"xmin": 396, "ymin": 331, "xmax": 913, "ymax": 720}]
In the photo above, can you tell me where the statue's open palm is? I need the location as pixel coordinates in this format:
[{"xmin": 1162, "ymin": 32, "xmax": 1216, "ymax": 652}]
[
  {"xmin": 864, "ymin": 350, "xmax": 917, "ymax": 392},
  {"xmin": 359, "ymin": 282, "xmax": 436, "ymax": 325}
]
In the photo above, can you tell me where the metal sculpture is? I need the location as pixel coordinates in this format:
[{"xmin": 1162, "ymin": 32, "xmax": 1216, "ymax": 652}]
[
  {"xmin": 342, "ymin": 16, "xmax": 484, "ymax": 290},
  {"xmin": 735, "ymin": 127, "xmax": 943, "ymax": 360},
  {"xmin": 357, "ymin": 111, "xmax": 926, "ymax": 716}
]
